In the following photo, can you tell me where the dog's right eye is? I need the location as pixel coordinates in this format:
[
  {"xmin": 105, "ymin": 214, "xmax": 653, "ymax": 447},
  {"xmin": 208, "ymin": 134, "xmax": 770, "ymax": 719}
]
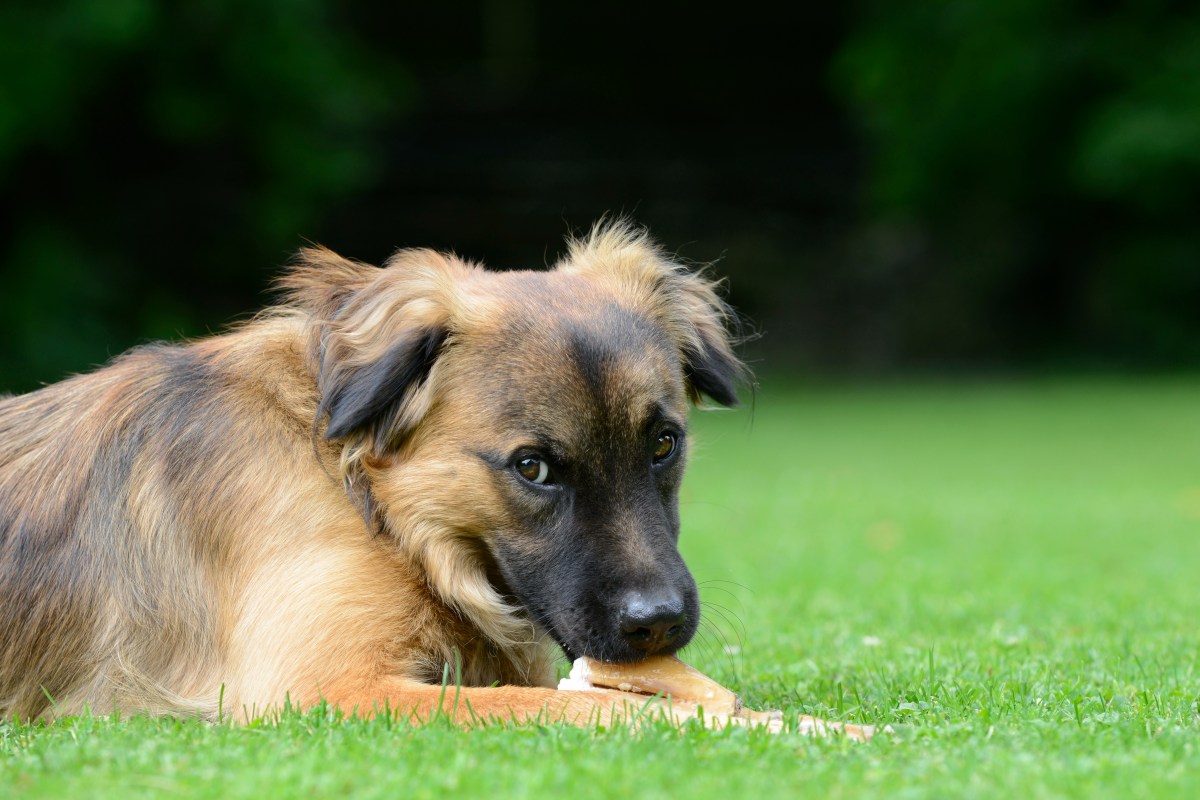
[{"xmin": 515, "ymin": 457, "xmax": 553, "ymax": 485}]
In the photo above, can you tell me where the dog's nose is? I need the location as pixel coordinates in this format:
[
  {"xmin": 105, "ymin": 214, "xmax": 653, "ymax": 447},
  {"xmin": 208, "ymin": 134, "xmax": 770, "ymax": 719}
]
[{"xmin": 619, "ymin": 591, "xmax": 686, "ymax": 654}]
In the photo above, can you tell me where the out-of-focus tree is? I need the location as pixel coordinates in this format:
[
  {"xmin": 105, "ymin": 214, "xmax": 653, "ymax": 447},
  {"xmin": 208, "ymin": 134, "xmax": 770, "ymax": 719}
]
[
  {"xmin": 0, "ymin": 0, "xmax": 408, "ymax": 391},
  {"xmin": 3, "ymin": 1, "xmax": 1198, "ymax": 389},
  {"xmin": 834, "ymin": 0, "xmax": 1200, "ymax": 364}
]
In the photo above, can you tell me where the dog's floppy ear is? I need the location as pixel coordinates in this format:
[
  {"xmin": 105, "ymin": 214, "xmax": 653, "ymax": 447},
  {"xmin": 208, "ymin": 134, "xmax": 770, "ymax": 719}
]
[
  {"xmin": 277, "ymin": 245, "xmax": 379, "ymax": 319},
  {"xmin": 670, "ymin": 267, "xmax": 746, "ymax": 408},
  {"xmin": 284, "ymin": 246, "xmax": 469, "ymax": 451},
  {"xmin": 560, "ymin": 220, "xmax": 749, "ymax": 407},
  {"xmin": 319, "ymin": 324, "xmax": 448, "ymax": 445}
]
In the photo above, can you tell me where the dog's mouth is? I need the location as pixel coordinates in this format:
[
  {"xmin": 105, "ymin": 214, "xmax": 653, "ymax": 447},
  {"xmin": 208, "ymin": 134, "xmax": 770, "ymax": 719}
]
[
  {"xmin": 475, "ymin": 536, "xmax": 699, "ymax": 664},
  {"xmin": 475, "ymin": 542, "xmax": 569, "ymax": 652},
  {"xmin": 553, "ymin": 636, "xmax": 580, "ymax": 664},
  {"xmin": 552, "ymin": 622, "xmax": 695, "ymax": 665}
]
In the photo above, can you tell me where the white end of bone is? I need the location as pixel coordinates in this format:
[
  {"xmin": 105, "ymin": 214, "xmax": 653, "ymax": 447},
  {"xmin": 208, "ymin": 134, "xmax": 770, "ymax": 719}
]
[{"xmin": 556, "ymin": 657, "xmax": 597, "ymax": 692}]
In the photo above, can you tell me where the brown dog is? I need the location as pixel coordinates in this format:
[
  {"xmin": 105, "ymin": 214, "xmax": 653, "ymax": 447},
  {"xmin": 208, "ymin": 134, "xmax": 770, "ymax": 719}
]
[{"xmin": 0, "ymin": 221, "xmax": 755, "ymax": 725}]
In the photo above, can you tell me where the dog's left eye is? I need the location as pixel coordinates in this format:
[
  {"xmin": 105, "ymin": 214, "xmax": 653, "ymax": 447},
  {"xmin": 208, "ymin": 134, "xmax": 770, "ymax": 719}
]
[
  {"xmin": 652, "ymin": 432, "xmax": 677, "ymax": 463},
  {"xmin": 515, "ymin": 457, "xmax": 553, "ymax": 485}
]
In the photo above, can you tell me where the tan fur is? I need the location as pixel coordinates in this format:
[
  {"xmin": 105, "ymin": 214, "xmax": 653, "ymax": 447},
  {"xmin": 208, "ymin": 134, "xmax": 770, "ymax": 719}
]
[{"xmin": 0, "ymin": 221, "xmax": 745, "ymax": 726}]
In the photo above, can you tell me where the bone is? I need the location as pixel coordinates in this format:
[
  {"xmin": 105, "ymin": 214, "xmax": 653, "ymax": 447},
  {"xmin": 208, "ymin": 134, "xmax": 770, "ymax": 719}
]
[
  {"xmin": 561, "ymin": 654, "xmax": 741, "ymax": 715},
  {"xmin": 557, "ymin": 654, "xmax": 880, "ymax": 740}
]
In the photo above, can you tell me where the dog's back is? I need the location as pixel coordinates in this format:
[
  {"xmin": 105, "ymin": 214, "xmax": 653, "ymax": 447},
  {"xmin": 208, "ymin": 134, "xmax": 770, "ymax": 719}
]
[{"xmin": 0, "ymin": 316, "xmax": 329, "ymax": 718}]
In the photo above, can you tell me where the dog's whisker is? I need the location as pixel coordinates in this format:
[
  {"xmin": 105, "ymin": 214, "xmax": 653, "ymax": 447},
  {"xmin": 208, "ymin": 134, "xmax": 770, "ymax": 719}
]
[
  {"xmin": 698, "ymin": 586, "xmax": 749, "ymax": 621},
  {"xmin": 692, "ymin": 618, "xmax": 740, "ymax": 677},
  {"xmin": 699, "ymin": 601, "xmax": 748, "ymax": 649},
  {"xmin": 681, "ymin": 627, "xmax": 720, "ymax": 669},
  {"xmin": 696, "ymin": 606, "xmax": 746, "ymax": 679},
  {"xmin": 697, "ymin": 578, "xmax": 754, "ymax": 597},
  {"xmin": 699, "ymin": 601, "xmax": 747, "ymax": 642},
  {"xmin": 698, "ymin": 609, "xmax": 740, "ymax": 650}
]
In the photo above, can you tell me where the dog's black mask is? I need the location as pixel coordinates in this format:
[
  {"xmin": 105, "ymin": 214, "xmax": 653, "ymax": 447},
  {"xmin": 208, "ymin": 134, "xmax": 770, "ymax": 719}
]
[
  {"xmin": 486, "ymin": 445, "xmax": 701, "ymax": 664},
  {"xmin": 489, "ymin": 465, "xmax": 700, "ymax": 662},
  {"xmin": 474, "ymin": 314, "xmax": 719, "ymax": 664}
]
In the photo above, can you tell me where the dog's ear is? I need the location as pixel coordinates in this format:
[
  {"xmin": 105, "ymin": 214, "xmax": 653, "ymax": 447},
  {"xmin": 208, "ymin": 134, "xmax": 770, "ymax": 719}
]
[
  {"xmin": 287, "ymin": 247, "xmax": 469, "ymax": 451},
  {"xmin": 560, "ymin": 220, "xmax": 749, "ymax": 407},
  {"xmin": 668, "ymin": 264, "xmax": 747, "ymax": 408},
  {"xmin": 319, "ymin": 324, "xmax": 448, "ymax": 446},
  {"xmin": 277, "ymin": 245, "xmax": 380, "ymax": 319}
]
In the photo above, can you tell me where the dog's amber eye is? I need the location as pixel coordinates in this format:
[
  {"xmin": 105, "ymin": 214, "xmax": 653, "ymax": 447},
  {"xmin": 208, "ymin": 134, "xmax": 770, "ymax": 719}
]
[
  {"xmin": 516, "ymin": 457, "xmax": 551, "ymax": 485},
  {"xmin": 653, "ymin": 432, "xmax": 677, "ymax": 462}
]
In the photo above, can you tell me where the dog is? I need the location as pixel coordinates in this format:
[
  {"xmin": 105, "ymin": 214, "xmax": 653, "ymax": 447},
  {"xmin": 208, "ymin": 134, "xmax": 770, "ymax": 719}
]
[{"xmin": 0, "ymin": 221, "xmax": 754, "ymax": 726}]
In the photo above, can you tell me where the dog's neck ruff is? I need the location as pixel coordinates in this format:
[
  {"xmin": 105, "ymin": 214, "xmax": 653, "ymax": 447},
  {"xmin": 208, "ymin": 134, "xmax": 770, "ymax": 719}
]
[{"xmin": 392, "ymin": 518, "xmax": 554, "ymax": 680}]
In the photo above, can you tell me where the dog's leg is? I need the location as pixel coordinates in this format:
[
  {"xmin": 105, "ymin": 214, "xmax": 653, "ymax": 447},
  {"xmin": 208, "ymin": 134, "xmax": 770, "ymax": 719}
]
[
  {"xmin": 321, "ymin": 682, "xmax": 876, "ymax": 739},
  {"xmin": 322, "ymin": 682, "xmax": 688, "ymax": 728}
]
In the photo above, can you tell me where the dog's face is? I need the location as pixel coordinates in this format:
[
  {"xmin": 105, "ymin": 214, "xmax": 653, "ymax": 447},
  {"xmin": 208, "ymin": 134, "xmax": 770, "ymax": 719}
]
[
  {"xmin": 292, "ymin": 224, "xmax": 744, "ymax": 664},
  {"xmin": 422, "ymin": 275, "xmax": 705, "ymax": 663}
]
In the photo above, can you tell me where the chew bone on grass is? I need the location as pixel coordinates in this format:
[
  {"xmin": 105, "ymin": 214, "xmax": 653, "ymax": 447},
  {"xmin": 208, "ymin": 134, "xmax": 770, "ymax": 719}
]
[
  {"xmin": 558, "ymin": 655, "xmax": 878, "ymax": 741},
  {"xmin": 559, "ymin": 654, "xmax": 740, "ymax": 715}
]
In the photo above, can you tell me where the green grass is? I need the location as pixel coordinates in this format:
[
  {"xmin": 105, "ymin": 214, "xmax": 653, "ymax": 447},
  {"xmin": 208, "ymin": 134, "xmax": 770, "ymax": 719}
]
[{"xmin": 4, "ymin": 377, "xmax": 1199, "ymax": 798}]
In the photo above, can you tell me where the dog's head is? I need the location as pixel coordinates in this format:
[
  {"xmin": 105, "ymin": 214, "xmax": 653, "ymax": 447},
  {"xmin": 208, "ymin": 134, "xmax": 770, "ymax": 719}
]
[{"xmin": 284, "ymin": 222, "xmax": 747, "ymax": 663}]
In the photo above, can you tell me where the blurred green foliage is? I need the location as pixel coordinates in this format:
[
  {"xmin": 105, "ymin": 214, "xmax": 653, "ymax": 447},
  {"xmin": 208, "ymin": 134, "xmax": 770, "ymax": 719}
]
[
  {"xmin": 0, "ymin": 0, "xmax": 401, "ymax": 200},
  {"xmin": 1, "ymin": 1, "xmax": 1197, "ymax": 392},
  {"xmin": 834, "ymin": 0, "xmax": 1200, "ymax": 363},
  {"xmin": 0, "ymin": 0, "xmax": 408, "ymax": 390}
]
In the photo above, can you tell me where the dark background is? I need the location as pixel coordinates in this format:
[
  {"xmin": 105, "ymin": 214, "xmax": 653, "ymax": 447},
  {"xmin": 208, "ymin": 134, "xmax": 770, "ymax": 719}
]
[{"xmin": 2, "ymin": 0, "xmax": 1198, "ymax": 393}]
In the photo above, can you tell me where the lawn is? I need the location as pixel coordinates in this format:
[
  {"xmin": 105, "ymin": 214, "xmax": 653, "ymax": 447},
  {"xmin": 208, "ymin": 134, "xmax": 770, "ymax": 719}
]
[{"xmin": 3, "ymin": 378, "xmax": 1198, "ymax": 798}]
